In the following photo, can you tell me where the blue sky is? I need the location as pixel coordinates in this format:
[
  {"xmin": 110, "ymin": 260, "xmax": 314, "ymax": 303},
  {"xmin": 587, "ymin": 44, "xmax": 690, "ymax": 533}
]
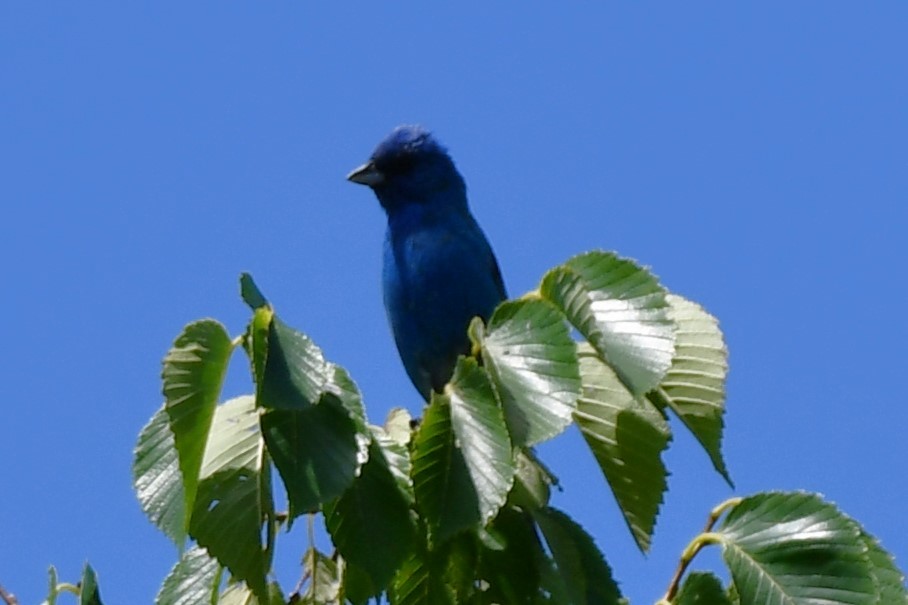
[{"xmin": 2, "ymin": 4, "xmax": 905, "ymax": 604}]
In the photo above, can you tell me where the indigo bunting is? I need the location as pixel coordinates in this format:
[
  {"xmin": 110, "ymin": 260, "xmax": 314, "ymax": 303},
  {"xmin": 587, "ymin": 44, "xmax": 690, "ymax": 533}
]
[{"xmin": 348, "ymin": 125, "xmax": 506, "ymax": 401}]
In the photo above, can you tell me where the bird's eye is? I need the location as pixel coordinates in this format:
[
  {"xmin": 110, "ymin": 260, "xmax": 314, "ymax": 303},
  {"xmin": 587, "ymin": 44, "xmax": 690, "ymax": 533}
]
[{"xmin": 381, "ymin": 153, "xmax": 417, "ymax": 176}]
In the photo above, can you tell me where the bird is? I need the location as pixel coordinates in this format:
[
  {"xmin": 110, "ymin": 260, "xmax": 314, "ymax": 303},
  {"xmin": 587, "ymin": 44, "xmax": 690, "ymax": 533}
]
[{"xmin": 347, "ymin": 125, "xmax": 506, "ymax": 401}]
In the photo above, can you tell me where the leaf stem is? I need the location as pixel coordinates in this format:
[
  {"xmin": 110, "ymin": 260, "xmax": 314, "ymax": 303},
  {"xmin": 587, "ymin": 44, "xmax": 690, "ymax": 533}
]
[
  {"xmin": 658, "ymin": 501, "xmax": 737, "ymax": 605},
  {"xmin": 54, "ymin": 583, "xmax": 80, "ymax": 596},
  {"xmin": 707, "ymin": 497, "xmax": 742, "ymax": 529}
]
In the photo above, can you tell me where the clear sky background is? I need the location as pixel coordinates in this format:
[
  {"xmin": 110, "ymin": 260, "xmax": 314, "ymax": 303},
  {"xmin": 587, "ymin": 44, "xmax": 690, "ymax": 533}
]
[{"xmin": 2, "ymin": 4, "xmax": 906, "ymax": 604}]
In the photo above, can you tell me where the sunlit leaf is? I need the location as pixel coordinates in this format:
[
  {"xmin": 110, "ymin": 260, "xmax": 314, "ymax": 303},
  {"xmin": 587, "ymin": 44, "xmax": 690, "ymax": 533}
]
[
  {"xmin": 155, "ymin": 545, "xmax": 220, "ymax": 605},
  {"xmin": 384, "ymin": 407, "xmax": 413, "ymax": 446},
  {"xmin": 718, "ymin": 492, "xmax": 876, "ymax": 605},
  {"xmin": 372, "ymin": 423, "xmax": 414, "ymax": 504},
  {"xmin": 446, "ymin": 358, "xmax": 514, "ymax": 524},
  {"xmin": 480, "ymin": 299, "xmax": 580, "ymax": 445},
  {"xmin": 219, "ymin": 582, "xmax": 284, "ymax": 605},
  {"xmin": 300, "ymin": 548, "xmax": 341, "ymax": 604},
  {"xmin": 134, "ymin": 404, "xmax": 186, "ymax": 546},
  {"xmin": 540, "ymin": 250, "xmax": 675, "ymax": 395}
]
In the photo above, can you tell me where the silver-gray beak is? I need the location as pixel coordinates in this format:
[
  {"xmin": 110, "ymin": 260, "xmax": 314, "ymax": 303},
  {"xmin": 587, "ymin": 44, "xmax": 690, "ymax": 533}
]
[{"xmin": 346, "ymin": 161, "xmax": 385, "ymax": 186}]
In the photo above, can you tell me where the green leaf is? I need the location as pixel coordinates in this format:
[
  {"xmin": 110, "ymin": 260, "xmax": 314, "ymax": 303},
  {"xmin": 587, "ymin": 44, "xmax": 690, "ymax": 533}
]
[
  {"xmin": 409, "ymin": 358, "xmax": 516, "ymax": 547},
  {"xmin": 718, "ymin": 492, "xmax": 877, "ymax": 605},
  {"xmin": 536, "ymin": 553, "xmax": 572, "ymax": 605},
  {"xmin": 574, "ymin": 344, "xmax": 670, "ymax": 552},
  {"xmin": 477, "ymin": 507, "xmax": 545, "ymax": 604},
  {"xmin": 189, "ymin": 396, "xmax": 270, "ymax": 602},
  {"xmin": 339, "ymin": 561, "xmax": 376, "ymax": 605},
  {"xmin": 246, "ymin": 307, "xmax": 273, "ymax": 391},
  {"xmin": 219, "ymin": 582, "xmax": 284, "ymax": 605},
  {"xmin": 651, "ymin": 294, "xmax": 731, "ymax": 485},
  {"xmin": 239, "ymin": 273, "xmax": 269, "ymax": 311},
  {"xmin": 384, "ymin": 407, "xmax": 413, "ymax": 446},
  {"xmin": 156, "ymin": 545, "xmax": 220, "ymax": 605},
  {"xmin": 860, "ymin": 530, "xmax": 907, "ymax": 605},
  {"xmin": 480, "ymin": 299, "xmax": 580, "ymax": 445},
  {"xmin": 250, "ymin": 313, "xmax": 369, "ymax": 518},
  {"xmin": 46, "ymin": 565, "xmax": 60, "ymax": 605},
  {"xmin": 446, "ymin": 357, "xmax": 515, "ymax": 524},
  {"xmin": 411, "ymin": 395, "xmax": 480, "ymax": 546},
  {"xmin": 540, "ymin": 250, "xmax": 675, "ymax": 395},
  {"xmin": 373, "ymin": 421, "xmax": 415, "ymax": 504},
  {"xmin": 508, "ymin": 448, "xmax": 557, "ymax": 511},
  {"xmin": 324, "ymin": 437, "xmax": 417, "ymax": 594},
  {"xmin": 258, "ymin": 316, "xmax": 331, "ymax": 410},
  {"xmin": 261, "ymin": 394, "xmax": 361, "ymax": 519},
  {"xmin": 379, "ymin": 408, "xmax": 416, "ymax": 502},
  {"xmin": 162, "ymin": 320, "xmax": 234, "ymax": 533},
  {"xmin": 390, "ymin": 550, "xmax": 456, "ymax": 605},
  {"xmin": 675, "ymin": 571, "xmax": 732, "ymax": 605},
  {"xmin": 250, "ymin": 309, "xmax": 367, "ymax": 431},
  {"xmin": 134, "ymin": 404, "xmax": 186, "ymax": 546},
  {"xmin": 79, "ymin": 563, "xmax": 103, "ymax": 605},
  {"xmin": 533, "ymin": 507, "xmax": 622, "ymax": 605},
  {"xmin": 443, "ymin": 533, "xmax": 481, "ymax": 601},
  {"xmin": 300, "ymin": 549, "xmax": 342, "ymax": 604},
  {"xmin": 326, "ymin": 364, "xmax": 369, "ymax": 432}
]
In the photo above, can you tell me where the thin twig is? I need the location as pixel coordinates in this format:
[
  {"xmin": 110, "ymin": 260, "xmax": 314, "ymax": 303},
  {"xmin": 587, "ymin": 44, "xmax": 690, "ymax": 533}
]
[{"xmin": 0, "ymin": 584, "xmax": 19, "ymax": 605}]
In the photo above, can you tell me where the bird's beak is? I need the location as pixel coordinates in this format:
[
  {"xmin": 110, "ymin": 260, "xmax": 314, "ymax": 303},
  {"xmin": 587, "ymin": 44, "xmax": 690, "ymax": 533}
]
[{"xmin": 346, "ymin": 161, "xmax": 385, "ymax": 186}]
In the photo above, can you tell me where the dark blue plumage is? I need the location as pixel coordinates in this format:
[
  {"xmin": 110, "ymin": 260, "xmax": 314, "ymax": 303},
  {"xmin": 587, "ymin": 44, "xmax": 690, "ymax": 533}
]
[{"xmin": 348, "ymin": 125, "xmax": 506, "ymax": 401}]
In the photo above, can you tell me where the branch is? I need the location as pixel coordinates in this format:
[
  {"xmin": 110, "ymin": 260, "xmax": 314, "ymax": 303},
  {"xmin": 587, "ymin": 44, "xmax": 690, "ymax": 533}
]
[{"xmin": 0, "ymin": 584, "xmax": 19, "ymax": 605}]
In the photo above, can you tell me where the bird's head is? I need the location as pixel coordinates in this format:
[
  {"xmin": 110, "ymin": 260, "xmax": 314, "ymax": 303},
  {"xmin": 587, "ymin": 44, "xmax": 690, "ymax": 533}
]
[{"xmin": 347, "ymin": 125, "xmax": 467, "ymax": 213}]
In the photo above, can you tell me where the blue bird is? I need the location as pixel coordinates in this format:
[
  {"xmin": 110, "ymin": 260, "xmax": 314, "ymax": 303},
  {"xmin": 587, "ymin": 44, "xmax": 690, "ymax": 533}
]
[{"xmin": 348, "ymin": 125, "xmax": 506, "ymax": 401}]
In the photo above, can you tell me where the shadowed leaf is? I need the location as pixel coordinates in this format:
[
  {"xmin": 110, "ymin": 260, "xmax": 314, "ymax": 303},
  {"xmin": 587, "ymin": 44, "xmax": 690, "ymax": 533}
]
[
  {"xmin": 262, "ymin": 394, "xmax": 361, "ymax": 519},
  {"xmin": 411, "ymin": 395, "xmax": 480, "ymax": 546},
  {"xmin": 574, "ymin": 344, "xmax": 670, "ymax": 552},
  {"xmin": 651, "ymin": 294, "xmax": 731, "ymax": 485},
  {"xmin": 676, "ymin": 571, "xmax": 732, "ymax": 605},
  {"xmin": 533, "ymin": 507, "xmax": 622, "ymax": 605},
  {"xmin": 324, "ymin": 436, "xmax": 417, "ymax": 594},
  {"xmin": 162, "ymin": 320, "xmax": 234, "ymax": 534},
  {"xmin": 189, "ymin": 396, "xmax": 270, "ymax": 602}
]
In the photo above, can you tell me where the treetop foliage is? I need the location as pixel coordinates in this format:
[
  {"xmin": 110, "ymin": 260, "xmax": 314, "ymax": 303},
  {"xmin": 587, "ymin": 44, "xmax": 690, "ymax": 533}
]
[{"xmin": 29, "ymin": 250, "xmax": 904, "ymax": 605}]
